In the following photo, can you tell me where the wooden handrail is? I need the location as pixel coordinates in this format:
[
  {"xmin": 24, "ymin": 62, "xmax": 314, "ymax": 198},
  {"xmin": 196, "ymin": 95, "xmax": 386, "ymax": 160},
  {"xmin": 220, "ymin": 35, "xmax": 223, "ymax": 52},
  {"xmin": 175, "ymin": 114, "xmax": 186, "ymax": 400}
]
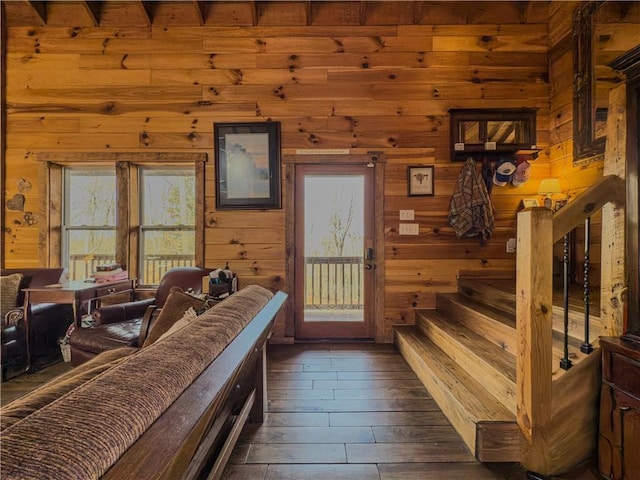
[
  {"xmin": 516, "ymin": 173, "xmax": 624, "ymax": 474},
  {"xmin": 552, "ymin": 174, "xmax": 625, "ymax": 243}
]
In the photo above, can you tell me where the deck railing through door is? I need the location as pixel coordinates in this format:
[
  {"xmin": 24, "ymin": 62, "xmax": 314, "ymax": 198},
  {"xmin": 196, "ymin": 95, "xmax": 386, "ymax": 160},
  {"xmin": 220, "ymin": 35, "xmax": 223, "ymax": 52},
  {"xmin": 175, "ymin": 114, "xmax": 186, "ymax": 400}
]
[{"xmin": 304, "ymin": 256, "xmax": 363, "ymax": 309}]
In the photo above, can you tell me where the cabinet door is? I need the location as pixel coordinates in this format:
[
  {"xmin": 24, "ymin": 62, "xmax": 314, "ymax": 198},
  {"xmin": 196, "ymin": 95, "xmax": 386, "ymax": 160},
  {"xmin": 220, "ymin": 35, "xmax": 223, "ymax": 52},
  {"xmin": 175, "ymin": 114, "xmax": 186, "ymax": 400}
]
[{"xmin": 599, "ymin": 384, "xmax": 640, "ymax": 479}]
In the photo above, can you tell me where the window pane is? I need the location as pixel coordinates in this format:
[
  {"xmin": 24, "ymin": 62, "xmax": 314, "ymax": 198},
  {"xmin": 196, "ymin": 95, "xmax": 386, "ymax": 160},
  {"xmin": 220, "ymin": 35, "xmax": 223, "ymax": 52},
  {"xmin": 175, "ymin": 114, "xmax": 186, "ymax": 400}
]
[
  {"xmin": 66, "ymin": 168, "xmax": 116, "ymax": 226},
  {"xmin": 66, "ymin": 229, "xmax": 116, "ymax": 280},
  {"xmin": 141, "ymin": 229, "xmax": 195, "ymax": 284},
  {"xmin": 141, "ymin": 168, "xmax": 195, "ymax": 226},
  {"xmin": 140, "ymin": 167, "xmax": 196, "ymax": 284},
  {"xmin": 64, "ymin": 167, "xmax": 116, "ymax": 280}
]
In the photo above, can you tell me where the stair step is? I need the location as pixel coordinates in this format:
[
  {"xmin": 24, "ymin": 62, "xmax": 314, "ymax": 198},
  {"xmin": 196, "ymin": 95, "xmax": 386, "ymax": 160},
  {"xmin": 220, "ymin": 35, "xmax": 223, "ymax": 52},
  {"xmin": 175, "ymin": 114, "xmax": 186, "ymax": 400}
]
[
  {"xmin": 395, "ymin": 272, "xmax": 601, "ymax": 464},
  {"xmin": 457, "ymin": 278, "xmax": 516, "ymax": 317},
  {"xmin": 436, "ymin": 293, "xmax": 518, "ymax": 354},
  {"xmin": 435, "ymin": 293, "xmax": 594, "ymax": 373},
  {"xmin": 395, "ymin": 325, "xmax": 521, "ymax": 461},
  {"xmin": 416, "ymin": 309, "xmax": 516, "ymax": 412},
  {"xmin": 456, "ymin": 278, "xmax": 601, "ymax": 342}
]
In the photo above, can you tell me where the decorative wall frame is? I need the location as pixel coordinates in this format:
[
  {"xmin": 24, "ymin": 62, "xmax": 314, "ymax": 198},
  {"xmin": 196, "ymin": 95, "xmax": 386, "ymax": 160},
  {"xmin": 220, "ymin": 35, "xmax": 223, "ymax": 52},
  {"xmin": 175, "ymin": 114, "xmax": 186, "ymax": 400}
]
[
  {"xmin": 407, "ymin": 166, "xmax": 434, "ymax": 196},
  {"xmin": 214, "ymin": 121, "xmax": 281, "ymax": 210},
  {"xmin": 573, "ymin": 1, "xmax": 606, "ymax": 164},
  {"xmin": 521, "ymin": 198, "xmax": 540, "ymax": 209}
]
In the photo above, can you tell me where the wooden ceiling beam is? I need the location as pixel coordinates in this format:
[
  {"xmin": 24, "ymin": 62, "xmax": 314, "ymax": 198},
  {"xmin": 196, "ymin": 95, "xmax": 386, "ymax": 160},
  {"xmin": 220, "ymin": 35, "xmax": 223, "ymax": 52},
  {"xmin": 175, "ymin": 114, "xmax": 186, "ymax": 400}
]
[
  {"xmin": 513, "ymin": 0, "xmax": 531, "ymax": 21},
  {"xmin": 140, "ymin": 1, "xmax": 154, "ymax": 26},
  {"xmin": 359, "ymin": 1, "xmax": 367, "ymax": 25},
  {"xmin": 305, "ymin": 0, "xmax": 311, "ymax": 26},
  {"xmin": 413, "ymin": 1, "xmax": 423, "ymax": 25},
  {"xmin": 192, "ymin": 0, "xmax": 204, "ymax": 25},
  {"xmin": 249, "ymin": 1, "xmax": 258, "ymax": 26},
  {"xmin": 26, "ymin": 0, "xmax": 46, "ymax": 25},
  {"xmin": 79, "ymin": 0, "xmax": 100, "ymax": 26}
]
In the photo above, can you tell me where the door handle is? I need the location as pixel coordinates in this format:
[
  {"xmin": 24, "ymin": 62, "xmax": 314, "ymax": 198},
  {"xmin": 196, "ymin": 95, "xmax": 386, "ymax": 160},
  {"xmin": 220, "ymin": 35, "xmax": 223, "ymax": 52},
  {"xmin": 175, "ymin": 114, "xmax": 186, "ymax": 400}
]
[{"xmin": 365, "ymin": 248, "xmax": 374, "ymax": 270}]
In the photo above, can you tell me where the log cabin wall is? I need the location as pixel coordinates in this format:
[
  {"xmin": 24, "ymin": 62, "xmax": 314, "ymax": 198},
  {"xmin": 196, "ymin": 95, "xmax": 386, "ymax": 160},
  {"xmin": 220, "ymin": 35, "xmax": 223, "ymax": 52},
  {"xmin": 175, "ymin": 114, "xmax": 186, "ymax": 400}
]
[
  {"xmin": 548, "ymin": 1, "xmax": 602, "ymax": 287},
  {"xmin": 548, "ymin": 2, "xmax": 639, "ymax": 289},
  {"xmin": 2, "ymin": 0, "xmax": 619, "ymax": 342}
]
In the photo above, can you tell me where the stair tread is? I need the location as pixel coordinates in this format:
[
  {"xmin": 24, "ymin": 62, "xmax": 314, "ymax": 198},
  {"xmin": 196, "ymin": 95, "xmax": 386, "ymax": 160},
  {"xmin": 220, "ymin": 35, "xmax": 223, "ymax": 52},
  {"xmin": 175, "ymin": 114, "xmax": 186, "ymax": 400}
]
[
  {"xmin": 443, "ymin": 285, "xmax": 599, "ymax": 347},
  {"xmin": 414, "ymin": 301, "xmax": 594, "ymax": 379},
  {"xmin": 459, "ymin": 278, "xmax": 601, "ymax": 321},
  {"xmin": 438, "ymin": 292, "xmax": 516, "ymax": 329},
  {"xmin": 416, "ymin": 309, "xmax": 516, "ymax": 383},
  {"xmin": 396, "ymin": 325, "xmax": 515, "ymax": 423},
  {"xmin": 457, "ymin": 278, "xmax": 517, "ymax": 318}
]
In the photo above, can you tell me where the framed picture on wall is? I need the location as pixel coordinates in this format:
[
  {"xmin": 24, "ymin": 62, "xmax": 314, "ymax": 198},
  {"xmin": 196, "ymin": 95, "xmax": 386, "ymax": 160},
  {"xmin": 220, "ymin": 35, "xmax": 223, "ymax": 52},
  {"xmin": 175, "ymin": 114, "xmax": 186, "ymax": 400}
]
[
  {"xmin": 407, "ymin": 166, "xmax": 434, "ymax": 196},
  {"xmin": 521, "ymin": 198, "xmax": 539, "ymax": 209},
  {"xmin": 214, "ymin": 121, "xmax": 282, "ymax": 210}
]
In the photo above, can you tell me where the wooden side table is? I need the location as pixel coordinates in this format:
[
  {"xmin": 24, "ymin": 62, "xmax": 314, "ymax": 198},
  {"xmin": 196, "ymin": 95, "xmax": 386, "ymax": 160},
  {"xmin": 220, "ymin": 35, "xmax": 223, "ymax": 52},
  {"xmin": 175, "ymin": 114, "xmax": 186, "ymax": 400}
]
[{"xmin": 22, "ymin": 278, "xmax": 135, "ymax": 370}]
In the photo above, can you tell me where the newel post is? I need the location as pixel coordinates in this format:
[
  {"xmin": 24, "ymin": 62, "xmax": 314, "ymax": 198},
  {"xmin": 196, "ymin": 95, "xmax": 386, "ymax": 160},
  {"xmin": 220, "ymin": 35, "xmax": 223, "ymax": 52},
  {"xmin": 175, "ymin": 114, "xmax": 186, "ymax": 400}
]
[{"xmin": 516, "ymin": 207, "xmax": 554, "ymax": 467}]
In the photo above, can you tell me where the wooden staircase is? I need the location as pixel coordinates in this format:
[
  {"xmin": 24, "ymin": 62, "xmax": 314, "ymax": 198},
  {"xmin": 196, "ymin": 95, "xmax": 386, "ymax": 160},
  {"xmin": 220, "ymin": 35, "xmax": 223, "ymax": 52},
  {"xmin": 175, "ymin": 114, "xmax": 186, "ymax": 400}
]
[{"xmin": 395, "ymin": 272, "xmax": 600, "ymax": 464}]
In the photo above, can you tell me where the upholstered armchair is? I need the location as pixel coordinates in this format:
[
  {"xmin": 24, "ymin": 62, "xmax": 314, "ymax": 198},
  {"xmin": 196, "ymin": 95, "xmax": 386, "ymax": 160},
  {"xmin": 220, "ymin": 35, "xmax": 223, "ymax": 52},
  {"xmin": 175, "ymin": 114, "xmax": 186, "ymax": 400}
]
[
  {"xmin": 1, "ymin": 268, "xmax": 70, "ymax": 380},
  {"xmin": 69, "ymin": 266, "xmax": 211, "ymax": 366}
]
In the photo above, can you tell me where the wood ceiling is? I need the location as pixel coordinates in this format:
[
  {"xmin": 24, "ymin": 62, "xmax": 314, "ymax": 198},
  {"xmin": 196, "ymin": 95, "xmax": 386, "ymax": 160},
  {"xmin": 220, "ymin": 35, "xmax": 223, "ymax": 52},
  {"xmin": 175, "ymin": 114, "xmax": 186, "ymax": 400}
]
[{"xmin": 2, "ymin": 1, "xmax": 544, "ymax": 28}]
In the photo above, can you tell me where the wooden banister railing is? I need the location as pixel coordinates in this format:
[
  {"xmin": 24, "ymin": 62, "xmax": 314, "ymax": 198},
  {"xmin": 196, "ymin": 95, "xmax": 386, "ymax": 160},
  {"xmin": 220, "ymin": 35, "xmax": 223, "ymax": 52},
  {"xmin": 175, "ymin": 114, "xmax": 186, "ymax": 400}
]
[
  {"xmin": 552, "ymin": 175, "xmax": 625, "ymax": 243},
  {"xmin": 515, "ymin": 174, "xmax": 625, "ymax": 474}
]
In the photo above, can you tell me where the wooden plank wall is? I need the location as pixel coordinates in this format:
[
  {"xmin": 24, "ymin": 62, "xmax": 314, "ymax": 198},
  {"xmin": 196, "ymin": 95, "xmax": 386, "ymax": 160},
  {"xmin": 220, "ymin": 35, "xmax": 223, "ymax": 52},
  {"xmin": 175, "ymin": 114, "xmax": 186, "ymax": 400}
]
[
  {"xmin": 3, "ymin": 1, "xmax": 620, "ymax": 342},
  {"xmin": 548, "ymin": 2, "xmax": 639, "ymax": 289}
]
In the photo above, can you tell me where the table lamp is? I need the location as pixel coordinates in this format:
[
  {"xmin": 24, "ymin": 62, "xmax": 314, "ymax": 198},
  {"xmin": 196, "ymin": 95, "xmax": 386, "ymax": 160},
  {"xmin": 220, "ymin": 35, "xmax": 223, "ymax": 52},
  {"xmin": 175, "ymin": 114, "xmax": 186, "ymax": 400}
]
[{"xmin": 537, "ymin": 178, "xmax": 561, "ymax": 209}]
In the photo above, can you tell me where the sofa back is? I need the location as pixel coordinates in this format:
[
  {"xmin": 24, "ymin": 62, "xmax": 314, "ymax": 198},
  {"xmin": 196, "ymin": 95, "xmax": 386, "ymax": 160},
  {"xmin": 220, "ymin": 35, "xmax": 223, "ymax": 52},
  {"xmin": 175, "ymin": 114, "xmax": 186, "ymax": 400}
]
[
  {"xmin": 0, "ymin": 285, "xmax": 275, "ymax": 480},
  {"xmin": 1, "ymin": 268, "xmax": 66, "ymax": 305}
]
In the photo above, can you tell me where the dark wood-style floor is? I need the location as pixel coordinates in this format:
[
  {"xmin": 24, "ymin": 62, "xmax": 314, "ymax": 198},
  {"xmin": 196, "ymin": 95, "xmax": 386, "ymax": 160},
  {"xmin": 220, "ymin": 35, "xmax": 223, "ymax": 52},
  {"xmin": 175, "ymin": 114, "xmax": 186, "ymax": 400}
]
[
  {"xmin": 222, "ymin": 344, "xmax": 601, "ymax": 480},
  {"xmin": 1, "ymin": 345, "xmax": 601, "ymax": 479}
]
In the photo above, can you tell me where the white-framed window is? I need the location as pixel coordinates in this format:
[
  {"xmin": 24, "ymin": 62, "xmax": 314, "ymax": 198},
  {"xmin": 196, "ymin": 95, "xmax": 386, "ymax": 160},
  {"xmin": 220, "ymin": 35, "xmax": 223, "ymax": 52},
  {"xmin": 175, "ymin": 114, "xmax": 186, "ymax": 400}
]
[
  {"xmin": 139, "ymin": 167, "xmax": 195, "ymax": 284},
  {"xmin": 62, "ymin": 167, "xmax": 117, "ymax": 280},
  {"xmin": 58, "ymin": 159, "xmax": 200, "ymax": 285}
]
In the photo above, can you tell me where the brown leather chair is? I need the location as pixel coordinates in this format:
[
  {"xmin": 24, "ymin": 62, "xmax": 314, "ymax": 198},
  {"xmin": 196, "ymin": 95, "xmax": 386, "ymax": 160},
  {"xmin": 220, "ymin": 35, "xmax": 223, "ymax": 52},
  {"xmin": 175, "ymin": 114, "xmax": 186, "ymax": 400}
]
[
  {"xmin": 1, "ymin": 268, "xmax": 71, "ymax": 379},
  {"xmin": 69, "ymin": 266, "xmax": 210, "ymax": 366}
]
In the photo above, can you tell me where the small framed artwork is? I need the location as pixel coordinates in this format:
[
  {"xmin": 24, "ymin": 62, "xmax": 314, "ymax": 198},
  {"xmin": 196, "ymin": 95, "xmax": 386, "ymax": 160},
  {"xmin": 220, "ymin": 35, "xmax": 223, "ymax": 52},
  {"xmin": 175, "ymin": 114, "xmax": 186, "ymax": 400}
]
[
  {"xmin": 407, "ymin": 166, "xmax": 434, "ymax": 196},
  {"xmin": 214, "ymin": 121, "xmax": 281, "ymax": 210},
  {"xmin": 521, "ymin": 198, "xmax": 539, "ymax": 209}
]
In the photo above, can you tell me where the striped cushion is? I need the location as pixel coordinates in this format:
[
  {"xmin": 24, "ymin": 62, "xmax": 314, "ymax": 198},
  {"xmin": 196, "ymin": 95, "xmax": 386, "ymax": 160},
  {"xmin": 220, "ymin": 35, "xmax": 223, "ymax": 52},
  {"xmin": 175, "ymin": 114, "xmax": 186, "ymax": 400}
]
[
  {"xmin": 0, "ymin": 347, "xmax": 137, "ymax": 432},
  {"xmin": 0, "ymin": 273, "xmax": 22, "ymax": 315},
  {"xmin": 0, "ymin": 285, "xmax": 273, "ymax": 480}
]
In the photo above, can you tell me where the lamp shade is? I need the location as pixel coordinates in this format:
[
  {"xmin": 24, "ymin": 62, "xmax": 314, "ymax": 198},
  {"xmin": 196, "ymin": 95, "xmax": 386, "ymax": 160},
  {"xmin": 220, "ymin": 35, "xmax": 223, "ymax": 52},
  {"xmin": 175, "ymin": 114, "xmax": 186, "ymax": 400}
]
[{"xmin": 537, "ymin": 178, "xmax": 561, "ymax": 195}]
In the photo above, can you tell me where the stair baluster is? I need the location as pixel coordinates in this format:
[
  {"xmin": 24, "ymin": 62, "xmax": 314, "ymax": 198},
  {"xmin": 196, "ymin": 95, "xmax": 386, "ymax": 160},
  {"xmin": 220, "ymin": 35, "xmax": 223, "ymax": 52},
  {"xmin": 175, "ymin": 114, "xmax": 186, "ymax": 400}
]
[
  {"xmin": 581, "ymin": 217, "xmax": 593, "ymax": 354},
  {"xmin": 560, "ymin": 233, "xmax": 573, "ymax": 370}
]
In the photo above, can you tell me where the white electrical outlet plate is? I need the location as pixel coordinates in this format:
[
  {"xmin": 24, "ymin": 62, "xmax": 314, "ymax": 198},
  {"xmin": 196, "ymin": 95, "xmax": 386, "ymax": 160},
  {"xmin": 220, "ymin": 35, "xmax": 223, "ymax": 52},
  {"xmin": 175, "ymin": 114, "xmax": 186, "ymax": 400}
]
[
  {"xmin": 399, "ymin": 209, "xmax": 414, "ymax": 220},
  {"xmin": 506, "ymin": 238, "xmax": 517, "ymax": 253},
  {"xmin": 399, "ymin": 223, "xmax": 419, "ymax": 235}
]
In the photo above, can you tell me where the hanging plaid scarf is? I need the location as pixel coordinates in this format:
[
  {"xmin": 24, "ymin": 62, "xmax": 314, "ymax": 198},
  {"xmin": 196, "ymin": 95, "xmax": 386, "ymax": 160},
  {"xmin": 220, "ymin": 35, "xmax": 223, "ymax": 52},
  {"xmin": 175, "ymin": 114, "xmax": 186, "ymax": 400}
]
[{"xmin": 448, "ymin": 157, "xmax": 495, "ymax": 244}]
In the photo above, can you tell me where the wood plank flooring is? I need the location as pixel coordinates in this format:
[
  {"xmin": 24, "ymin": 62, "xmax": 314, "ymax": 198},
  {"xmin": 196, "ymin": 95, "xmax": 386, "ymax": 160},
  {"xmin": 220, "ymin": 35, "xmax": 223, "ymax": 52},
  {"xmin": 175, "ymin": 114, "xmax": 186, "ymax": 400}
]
[
  {"xmin": 222, "ymin": 344, "xmax": 599, "ymax": 480},
  {"xmin": 1, "ymin": 345, "xmax": 600, "ymax": 479},
  {"xmin": 1, "ymin": 361, "xmax": 72, "ymax": 405}
]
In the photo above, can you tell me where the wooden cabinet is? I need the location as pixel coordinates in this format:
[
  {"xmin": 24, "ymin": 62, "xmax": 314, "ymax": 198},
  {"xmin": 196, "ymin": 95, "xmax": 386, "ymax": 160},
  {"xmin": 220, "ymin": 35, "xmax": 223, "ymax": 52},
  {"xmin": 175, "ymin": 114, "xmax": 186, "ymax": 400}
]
[{"xmin": 599, "ymin": 337, "xmax": 640, "ymax": 480}]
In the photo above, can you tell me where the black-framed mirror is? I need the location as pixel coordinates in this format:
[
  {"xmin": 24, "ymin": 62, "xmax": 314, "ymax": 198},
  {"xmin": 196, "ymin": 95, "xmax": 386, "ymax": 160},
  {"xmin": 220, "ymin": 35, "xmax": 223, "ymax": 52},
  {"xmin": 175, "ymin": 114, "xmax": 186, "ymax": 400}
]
[{"xmin": 573, "ymin": 1, "xmax": 638, "ymax": 164}]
